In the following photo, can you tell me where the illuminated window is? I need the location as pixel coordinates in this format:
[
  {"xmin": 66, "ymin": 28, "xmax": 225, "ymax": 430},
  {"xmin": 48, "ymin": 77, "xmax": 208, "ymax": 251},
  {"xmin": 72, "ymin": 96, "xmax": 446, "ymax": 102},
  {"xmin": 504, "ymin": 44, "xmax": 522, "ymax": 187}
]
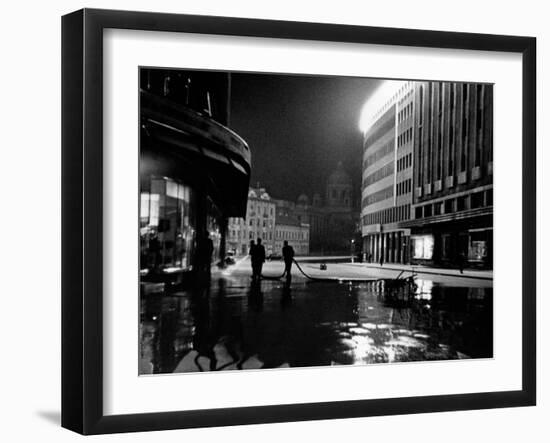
[{"xmin": 412, "ymin": 235, "xmax": 434, "ymax": 259}]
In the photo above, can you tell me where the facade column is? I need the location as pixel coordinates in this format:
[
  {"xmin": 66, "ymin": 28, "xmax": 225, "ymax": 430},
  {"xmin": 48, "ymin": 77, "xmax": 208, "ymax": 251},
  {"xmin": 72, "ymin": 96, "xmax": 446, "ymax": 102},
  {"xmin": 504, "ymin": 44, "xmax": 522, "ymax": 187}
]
[
  {"xmin": 387, "ymin": 232, "xmax": 392, "ymax": 263},
  {"xmin": 390, "ymin": 232, "xmax": 395, "ymax": 263},
  {"xmin": 385, "ymin": 233, "xmax": 390, "ymax": 263},
  {"xmin": 397, "ymin": 231, "xmax": 402, "ymax": 263}
]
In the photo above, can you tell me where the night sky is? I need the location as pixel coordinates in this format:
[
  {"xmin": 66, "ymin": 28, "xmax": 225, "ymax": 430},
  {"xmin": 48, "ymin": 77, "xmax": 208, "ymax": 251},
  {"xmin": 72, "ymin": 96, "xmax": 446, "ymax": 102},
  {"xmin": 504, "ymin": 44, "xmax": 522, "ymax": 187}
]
[{"xmin": 229, "ymin": 73, "xmax": 381, "ymax": 203}]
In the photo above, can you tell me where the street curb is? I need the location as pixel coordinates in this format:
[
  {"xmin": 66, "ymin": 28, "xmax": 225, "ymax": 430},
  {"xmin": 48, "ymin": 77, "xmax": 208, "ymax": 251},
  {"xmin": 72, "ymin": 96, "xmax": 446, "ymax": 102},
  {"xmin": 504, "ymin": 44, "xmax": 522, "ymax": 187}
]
[{"xmin": 355, "ymin": 264, "xmax": 493, "ymax": 281}]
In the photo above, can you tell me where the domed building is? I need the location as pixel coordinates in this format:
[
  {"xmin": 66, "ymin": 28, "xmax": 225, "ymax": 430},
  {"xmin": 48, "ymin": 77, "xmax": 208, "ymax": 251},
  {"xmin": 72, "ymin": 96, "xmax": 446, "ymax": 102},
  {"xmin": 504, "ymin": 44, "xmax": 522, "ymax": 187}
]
[
  {"xmin": 326, "ymin": 162, "xmax": 353, "ymax": 209},
  {"xmin": 322, "ymin": 162, "xmax": 358, "ymax": 253},
  {"xmin": 292, "ymin": 162, "xmax": 360, "ymax": 254},
  {"xmin": 297, "ymin": 193, "xmax": 310, "ymax": 207},
  {"xmin": 227, "ymin": 163, "xmax": 360, "ymax": 257}
]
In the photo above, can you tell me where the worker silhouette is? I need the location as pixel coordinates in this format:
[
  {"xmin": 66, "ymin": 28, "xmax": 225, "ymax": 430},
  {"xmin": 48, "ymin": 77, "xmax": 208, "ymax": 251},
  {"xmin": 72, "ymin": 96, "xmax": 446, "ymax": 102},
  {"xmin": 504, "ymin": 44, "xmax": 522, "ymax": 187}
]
[
  {"xmin": 251, "ymin": 238, "xmax": 265, "ymax": 282},
  {"xmin": 282, "ymin": 240, "xmax": 295, "ymax": 285}
]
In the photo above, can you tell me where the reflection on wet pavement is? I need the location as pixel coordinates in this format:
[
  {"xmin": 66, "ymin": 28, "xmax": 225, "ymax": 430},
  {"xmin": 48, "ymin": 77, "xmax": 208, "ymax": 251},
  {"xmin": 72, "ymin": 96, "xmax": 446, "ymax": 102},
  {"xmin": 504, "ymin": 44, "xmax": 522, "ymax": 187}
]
[{"xmin": 140, "ymin": 276, "xmax": 492, "ymax": 374}]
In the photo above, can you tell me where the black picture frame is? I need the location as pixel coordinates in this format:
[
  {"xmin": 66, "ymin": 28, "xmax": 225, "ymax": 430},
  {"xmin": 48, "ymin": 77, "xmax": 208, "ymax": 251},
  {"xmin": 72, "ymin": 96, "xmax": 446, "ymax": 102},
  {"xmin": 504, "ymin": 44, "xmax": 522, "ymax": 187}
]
[{"xmin": 61, "ymin": 8, "xmax": 536, "ymax": 435}]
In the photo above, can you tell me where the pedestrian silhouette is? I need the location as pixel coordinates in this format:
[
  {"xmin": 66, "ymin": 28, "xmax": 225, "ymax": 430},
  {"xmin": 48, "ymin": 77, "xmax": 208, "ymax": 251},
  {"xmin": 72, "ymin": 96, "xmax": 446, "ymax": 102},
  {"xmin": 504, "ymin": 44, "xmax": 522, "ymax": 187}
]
[
  {"xmin": 282, "ymin": 240, "xmax": 295, "ymax": 285},
  {"xmin": 457, "ymin": 252, "xmax": 466, "ymax": 274},
  {"xmin": 251, "ymin": 238, "xmax": 265, "ymax": 282}
]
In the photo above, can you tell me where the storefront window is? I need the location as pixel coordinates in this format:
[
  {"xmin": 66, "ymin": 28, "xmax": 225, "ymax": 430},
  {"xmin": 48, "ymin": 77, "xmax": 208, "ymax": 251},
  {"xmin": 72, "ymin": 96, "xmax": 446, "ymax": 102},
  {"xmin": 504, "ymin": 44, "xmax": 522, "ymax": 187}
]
[
  {"xmin": 468, "ymin": 230, "xmax": 489, "ymax": 262},
  {"xmin": 412, "ymin": 234, "xmax": 434, "ymax": 259},
  {"xmin": 140, "ymin": 177, "xmax": 196, "ymax": 272}
]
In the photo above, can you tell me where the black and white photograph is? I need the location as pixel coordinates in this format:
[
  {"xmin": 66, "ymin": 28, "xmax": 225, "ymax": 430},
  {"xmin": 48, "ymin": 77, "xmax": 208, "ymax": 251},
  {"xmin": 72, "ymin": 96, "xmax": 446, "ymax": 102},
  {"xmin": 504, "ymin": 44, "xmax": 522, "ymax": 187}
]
[{"xmin": 139, "ymin": 69, "xmax": 494, "ymax": 375}]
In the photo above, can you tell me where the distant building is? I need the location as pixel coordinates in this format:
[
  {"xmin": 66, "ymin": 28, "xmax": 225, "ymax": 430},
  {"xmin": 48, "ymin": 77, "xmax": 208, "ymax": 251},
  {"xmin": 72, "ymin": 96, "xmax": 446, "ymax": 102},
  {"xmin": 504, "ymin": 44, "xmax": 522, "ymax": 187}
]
[
  {"xmin": 227, "ymin": 161, "xmax": 359, "ymax": 258},
  {"xmin": 323, "ymin": 162, "xmax": 359, "ymax": 253},
  {"xmin": 360, "ymin": 80, "xmax": 493, "ymax": 269},
  {"xmin": 294, "ymin": 193, "xmax": 328, "ymax": 252},
  {"xmin": 294, "ymin": 162, "xmax": 359, "ymax": 254},
  {"xmin": 227, "ymin": 188, "xmax": 276, "ymax": 255},
  {"xmin": 273, "ymin": 200, "xmax": 310, "ymax": 256}
]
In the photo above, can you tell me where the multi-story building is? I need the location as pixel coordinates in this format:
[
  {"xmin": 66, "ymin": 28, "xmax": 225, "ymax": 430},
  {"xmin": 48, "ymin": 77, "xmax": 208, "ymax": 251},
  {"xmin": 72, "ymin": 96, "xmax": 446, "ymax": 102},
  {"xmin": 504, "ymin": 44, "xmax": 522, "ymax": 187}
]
[
  {"xmin": 295, "ymin": 193, "xmax": 329, "ymax": 252},
  {"xmin": 404, "ymin": 81, "xmax": 493, "ymax": 268},
  {"xmin": 139, "ymin": 68, "xmax": 251, "ymax": 286},
  {"xmin": 361, "ymin": 82, "xmax": 415, "ymax": 264},
  {"xmin": 360, "ymin": 80, "xmax": 493, "ymax": 269},
  {"xmin": 291, "ymin": 163, "xmax": 358, "ymax": 254},
  {"xmin": 228, "ymin": 161, "xmax": 359, "ymax": 258},
  {"xmin": 274, "ymin": 200, "xmax": 310, "ymax": 256},
  {"xmin": 227, "ymin": 188, "xmax": 276, "ymax": 255}
]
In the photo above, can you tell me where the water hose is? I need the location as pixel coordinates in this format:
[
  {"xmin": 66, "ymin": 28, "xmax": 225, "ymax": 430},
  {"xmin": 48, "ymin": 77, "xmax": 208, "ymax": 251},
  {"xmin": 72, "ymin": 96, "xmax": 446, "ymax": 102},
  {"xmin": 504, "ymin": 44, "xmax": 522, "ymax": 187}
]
[{"xmin": 261, "ymin": 259, "xmax": 414, "ymax": 284}]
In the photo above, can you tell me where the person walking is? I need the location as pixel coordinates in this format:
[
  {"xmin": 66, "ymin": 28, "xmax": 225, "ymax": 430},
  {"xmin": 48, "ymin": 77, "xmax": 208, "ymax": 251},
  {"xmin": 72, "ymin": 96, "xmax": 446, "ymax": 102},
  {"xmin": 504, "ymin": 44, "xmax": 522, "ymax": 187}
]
[
  {"xmin": 457, "ymin": 252, "xmax": 466, "ymax": 274},
  {"xmin": 282, "ymin": 240, "xmax": 295, "ymax": 285},
  {"xmin": 251, "ymin": 238, "xmax": 266, "ymax": 282}
]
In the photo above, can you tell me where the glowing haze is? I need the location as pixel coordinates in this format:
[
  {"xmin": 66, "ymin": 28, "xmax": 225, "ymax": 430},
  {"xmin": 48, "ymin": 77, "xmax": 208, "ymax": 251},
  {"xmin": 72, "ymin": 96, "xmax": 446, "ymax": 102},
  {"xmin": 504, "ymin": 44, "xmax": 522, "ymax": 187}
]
[{"xmin": 359, "ymin": 80, "xmax": 408, "ymax": 133}]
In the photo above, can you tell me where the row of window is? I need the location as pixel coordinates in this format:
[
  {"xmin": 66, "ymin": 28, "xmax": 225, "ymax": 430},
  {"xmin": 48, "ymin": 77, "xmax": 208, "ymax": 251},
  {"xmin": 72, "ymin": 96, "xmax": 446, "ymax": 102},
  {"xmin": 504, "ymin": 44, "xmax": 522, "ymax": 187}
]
[
  {"xmin": 363, "ymin": 161, "xmax": 394, "ymax": 188},
  {"xmin": 247, "ymin": 202, "xmax": 275, "ymax": 217},
  {"xmin": 416, "ymin": 82, "xmax": 490, "ymax": 186},
  {"xmin": 362, "ymin": 204, "xmax": 411, "ymax": 226},
  {"xmin": 276, "ymin": 229, "xmax": 308, "ymax": 241},
  {"xmin": 398, "ymin": 89, "xmax": 414, "ymax": 106},
  {"xmin": 363, "ymin": 138, "xmax": 394, "ymax": 170},
  {"xmin": 414, "ymin": 189, "xmax": 493, "ymax": 219},
  {"xmin": 247, "ymin": 231, "xmax": 272, "ymax": 241},
  {"xmin": 398, "ymin": 127, "xmax": 413, "ymax": 148},
  {"xmin": 247, "ymin": 218, "xmax": 273, "ymax": 228},
  {"xmin": 229, "ymin": 228, "xmax": 273, "ymax": 240},
  {"xmin": 330, "ymin": 188, "xmax": 351, "ymax": 200},
  {"xmin": 397, "ymin": 179, "xmax": 412, "ymax": 196},
  {"xmin": 397, "ymin": 153, "xmax": 412, "ymax": 172},
  {"xmin": 364, "ymin": 105, "xmax": 396, "ymax": 150},
  {"xmin": 362, "ymin": 185, "xmax": 393, "ymax": 206},
  {"xmin": 397, "ymin": 102, "xmax": 413, "ymax": 123}
]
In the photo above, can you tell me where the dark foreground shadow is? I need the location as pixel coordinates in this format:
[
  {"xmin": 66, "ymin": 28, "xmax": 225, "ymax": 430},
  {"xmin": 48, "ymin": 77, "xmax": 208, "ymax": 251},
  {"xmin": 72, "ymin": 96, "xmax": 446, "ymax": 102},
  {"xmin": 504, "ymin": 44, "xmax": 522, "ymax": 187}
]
[{"xmin": 36, "ymin": 410, "xmax": 61, "ymax": 426}]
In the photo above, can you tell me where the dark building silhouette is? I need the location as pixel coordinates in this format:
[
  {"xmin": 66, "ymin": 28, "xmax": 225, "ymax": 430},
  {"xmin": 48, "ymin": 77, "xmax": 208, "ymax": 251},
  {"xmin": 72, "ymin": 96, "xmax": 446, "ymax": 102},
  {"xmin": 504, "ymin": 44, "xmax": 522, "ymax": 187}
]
[{"xmin": 139, "ymin": 69, "xmax": 251, "ymax": 287}]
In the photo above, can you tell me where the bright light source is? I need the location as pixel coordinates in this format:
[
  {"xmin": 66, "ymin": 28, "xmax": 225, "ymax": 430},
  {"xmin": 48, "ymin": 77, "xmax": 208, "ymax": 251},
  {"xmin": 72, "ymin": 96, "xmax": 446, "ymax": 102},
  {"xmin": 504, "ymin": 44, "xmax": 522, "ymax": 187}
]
[{"xmin": 359, "ymin": 80, "xmax": 409, "ymax": 133}]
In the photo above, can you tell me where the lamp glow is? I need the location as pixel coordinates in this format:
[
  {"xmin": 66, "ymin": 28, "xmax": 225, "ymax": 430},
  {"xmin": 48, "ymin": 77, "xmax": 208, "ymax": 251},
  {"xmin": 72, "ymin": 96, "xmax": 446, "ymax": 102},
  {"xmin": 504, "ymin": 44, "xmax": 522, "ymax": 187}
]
[{"xmin": 359, "ymin": 80, "xmax": 409, "ymax": 133}]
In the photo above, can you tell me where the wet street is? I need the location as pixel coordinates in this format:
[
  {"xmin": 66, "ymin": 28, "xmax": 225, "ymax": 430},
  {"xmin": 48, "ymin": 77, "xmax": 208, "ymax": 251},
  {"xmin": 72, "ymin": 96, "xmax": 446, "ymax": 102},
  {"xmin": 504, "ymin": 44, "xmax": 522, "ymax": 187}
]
[{"xmin": 140, "ymin": 259, "xmax": 493, "ymax": 375}]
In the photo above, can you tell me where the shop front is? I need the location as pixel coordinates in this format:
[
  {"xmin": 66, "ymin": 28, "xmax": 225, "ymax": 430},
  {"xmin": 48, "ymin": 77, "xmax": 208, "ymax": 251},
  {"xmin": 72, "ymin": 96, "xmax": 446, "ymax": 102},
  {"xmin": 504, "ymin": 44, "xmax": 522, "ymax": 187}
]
[
  {"xmin": 409, "ymin": 221, "xmax": 493, "ymax": 270},
  {"xmin": 139, "ymin": 75, "xmax": 250, "ymax": 289}
]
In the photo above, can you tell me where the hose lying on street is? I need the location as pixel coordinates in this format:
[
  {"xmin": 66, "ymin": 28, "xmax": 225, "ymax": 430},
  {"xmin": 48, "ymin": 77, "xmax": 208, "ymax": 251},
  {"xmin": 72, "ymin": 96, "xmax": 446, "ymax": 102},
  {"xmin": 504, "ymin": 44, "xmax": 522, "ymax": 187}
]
[{"xmin": 261, "ymin": 259, "xmax": 415, "ymax": 284}]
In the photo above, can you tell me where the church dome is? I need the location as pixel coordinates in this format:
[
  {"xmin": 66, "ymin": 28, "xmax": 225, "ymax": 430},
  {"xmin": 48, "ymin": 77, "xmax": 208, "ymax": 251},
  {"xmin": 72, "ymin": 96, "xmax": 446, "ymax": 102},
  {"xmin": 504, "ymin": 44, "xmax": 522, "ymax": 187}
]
[
  {"xmin": 297, "ymin": 194, "xmax": 309, "ymax": 206},
  {"xmin": 327, "ymin": 162, "xmax": 352, "ymax": 186}
]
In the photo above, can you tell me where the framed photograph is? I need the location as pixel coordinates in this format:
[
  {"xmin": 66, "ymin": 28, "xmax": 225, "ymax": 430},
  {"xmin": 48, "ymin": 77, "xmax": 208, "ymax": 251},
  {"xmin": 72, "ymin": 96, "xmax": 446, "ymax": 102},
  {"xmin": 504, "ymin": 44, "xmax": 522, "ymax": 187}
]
[{"xmin": 61, "ymin": 8, "xmax": 536, "ymax": 435}]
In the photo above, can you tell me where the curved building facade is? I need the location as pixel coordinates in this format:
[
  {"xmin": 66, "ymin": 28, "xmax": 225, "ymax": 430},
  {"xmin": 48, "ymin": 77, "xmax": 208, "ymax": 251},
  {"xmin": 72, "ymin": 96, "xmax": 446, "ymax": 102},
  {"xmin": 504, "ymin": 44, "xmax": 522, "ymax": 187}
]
[{"xmin": 139, "ymin": 69, "xmax": 251, "ymax": 287}]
